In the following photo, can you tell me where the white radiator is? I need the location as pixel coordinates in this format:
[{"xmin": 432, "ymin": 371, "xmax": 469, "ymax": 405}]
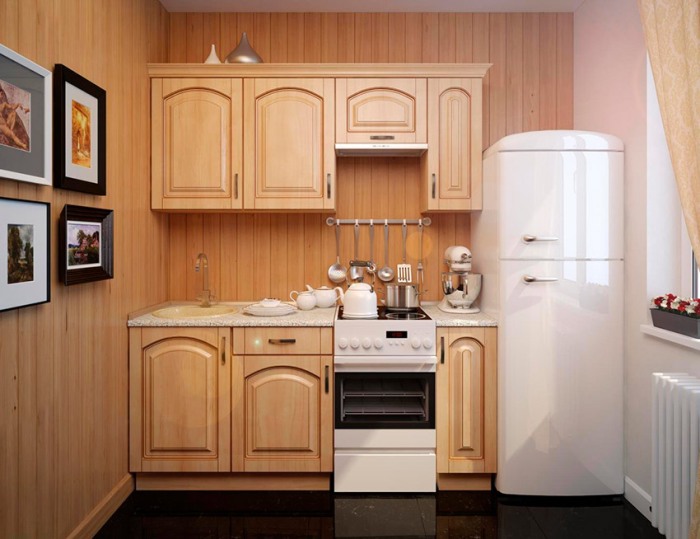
[{"xmin": 652, "ymin": 373, "xmax": 700, "ymax": 539}]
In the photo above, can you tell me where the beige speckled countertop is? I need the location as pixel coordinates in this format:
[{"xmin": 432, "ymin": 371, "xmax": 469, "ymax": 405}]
[
  {"xmin": 421, "ymin": 304, "xmax": 498, "ymax": 327},
  {"xmin": 128, "ymin": 301, "xmax": 336, "ymax": 327}
]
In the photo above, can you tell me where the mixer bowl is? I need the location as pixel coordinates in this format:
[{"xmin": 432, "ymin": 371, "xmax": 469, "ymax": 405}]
[{"xmin": 441, "ymin": 272, "xmax": 481, "ymax": 308}]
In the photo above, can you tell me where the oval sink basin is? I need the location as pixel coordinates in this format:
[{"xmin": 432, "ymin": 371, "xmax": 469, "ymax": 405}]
[{"xmin": 152, "ymin": 305, "xmax": 238, "ymax": 319}]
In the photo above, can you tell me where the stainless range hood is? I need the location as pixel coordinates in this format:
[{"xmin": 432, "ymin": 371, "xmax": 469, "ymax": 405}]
[{"xmin": 335, "ymin": 143, "xmax": 428, "ymax": 157}]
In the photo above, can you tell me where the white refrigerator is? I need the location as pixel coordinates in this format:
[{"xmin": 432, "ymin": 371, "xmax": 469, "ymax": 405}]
[{"xmin": 472, "ymin": 130, "xmax": 624, "ymax": 496}]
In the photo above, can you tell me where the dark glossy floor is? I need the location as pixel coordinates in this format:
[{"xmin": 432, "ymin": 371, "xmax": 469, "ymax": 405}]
[{"xmin": 96, "ymin": 490, "xmax": 664, "ymax": 538}]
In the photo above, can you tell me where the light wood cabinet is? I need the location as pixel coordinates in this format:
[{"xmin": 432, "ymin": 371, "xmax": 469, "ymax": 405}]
[
  {"xmin": 422, "ymin": 78, "xmax": 484, "ymax": 212},
  {"xmin": 151, "ymin": 78, "xmax": 243, "ymax": 210},
  {"xmin": 243, "ymin": 78, "xmax": 335, "ymax": 211},
  {"xmin": 436, "ymin": 327, "xmax": 497, "ymax": 489},
  {"xmin": 336, "ymin": 78, "xmax": 427, "ymax": 144},
  {"xmin": 232, "ymin": 327, "xmax": 334, "ymax": 473},
  {"xmin": 129, "ymin": 327, "xmax": 231, "ymax": 472}
]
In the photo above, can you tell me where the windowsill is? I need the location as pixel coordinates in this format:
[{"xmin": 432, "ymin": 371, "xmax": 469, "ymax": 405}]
[{"xmin": 640, "ymin": 324, "xmax": 700, "ymax": 351}]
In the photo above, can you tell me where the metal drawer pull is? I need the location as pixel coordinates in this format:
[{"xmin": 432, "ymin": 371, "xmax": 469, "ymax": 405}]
[
  {"xmin": 522, "ymin": 234, "xmax": 559, "ymax": 243},
  {"xmin": 431, "ymin": 174, "xmax": 436, "ymax": 199},
  {"xmin": 268, "ymin": 338, "xmax": 296, "ymax": 344},
  {"xmin": 234, "ymin": 173, "xmax": 239, "ymax": 199},
  {"xmin": 522, "ymin": 275, "xmax": 559, "ymax": 284},
  {"xmin": 440, "ymin": 336, "xmax": 445, "ymax": 364},
  {"xmin": 327, "ymin": 173, "xmax": 332, "ymax": 198},
  {"xmin": 221, "ymin": 337, "xmax": 226, "ymax": 365},
  {"xmin": 325, "ymin": 365, "xmax": 329, "ymax": 393},
  {"xmin": 370, "ymin": 135, "xmax": 395, "ymax": 140}
]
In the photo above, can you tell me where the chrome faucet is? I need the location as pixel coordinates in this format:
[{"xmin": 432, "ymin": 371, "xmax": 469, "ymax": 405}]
[{"xmin": 194, "ymin": 253, "xmax": 212, "ymax": 307}]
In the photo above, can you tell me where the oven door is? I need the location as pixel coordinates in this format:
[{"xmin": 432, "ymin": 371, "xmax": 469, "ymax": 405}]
[{"xmin": 334, "ymin": 371, "xmax": 435, "ymax": 429}]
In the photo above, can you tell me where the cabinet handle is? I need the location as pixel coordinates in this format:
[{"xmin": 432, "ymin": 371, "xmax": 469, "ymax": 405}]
[
  {"xmin": 326, "ymin": 173, "xmax": 332, "ymax": 199},
  {"xmin": 370, "ymin": 135, "xmax": 395, "ymax": 141},
  {"xmin": 325, "ymin": 365, "xmax": 329, "ymax": 394},
  {"xmin": 431, "ymin": 173, "xmax": 436, "ymax": 199},
  {"xmin": 522, "ymin": 275, "xmax": 559, "ymax": 284},
  {"xmin": 221, "ymin": 337, "xmax": 226, "ymax": 365},
  {"xmin": 268, "ymin": 338, "xmax": 296, "ymax": 345},
  {"xmin": 522, "ymin": 234, "xmax": 559, "ymax": 243},
  {"xmin": 440, "ymin": 336, "xmax": 445, "ymax": 364},
  {"xmin": 234, "ymin": 173, "xmax": 239, "ymax": 199}
]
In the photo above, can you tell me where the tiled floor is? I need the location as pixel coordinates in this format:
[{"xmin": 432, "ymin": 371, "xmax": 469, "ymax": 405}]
[{"xmin": 96, "ymin": 490, "xmax": 664, "ymax": 538}]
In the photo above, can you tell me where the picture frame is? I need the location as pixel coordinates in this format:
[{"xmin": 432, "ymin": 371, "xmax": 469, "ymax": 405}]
[
  {"xmin": 53, "ymin": 64, "xmax": 106, "ymax": 195},
  {"xmin": 0, "ymin": 44, "xmax": 52, "ymax": 186},
  {"xmin": 0, "ymin": 196, "xmax": 51, "ymax": 312},
  {"xmin": 59, "ymin": 205, "xmax": 113, "ymax": 286}
]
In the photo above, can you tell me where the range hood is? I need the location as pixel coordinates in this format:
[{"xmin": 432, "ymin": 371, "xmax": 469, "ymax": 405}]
[{"xmin": 335, "ymin": 143, "xmax": 428, "ymax": 157}]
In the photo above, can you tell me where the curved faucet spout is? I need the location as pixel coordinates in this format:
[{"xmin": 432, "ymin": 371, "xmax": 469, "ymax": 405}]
[{"xmin": 194, "ymin": 253, "xmax": 211, "ymax": 307}]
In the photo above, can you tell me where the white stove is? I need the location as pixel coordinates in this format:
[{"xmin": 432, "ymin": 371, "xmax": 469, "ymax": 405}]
[{"xmin": 333, "ymin": 306, "xmax": 437, "ymax": 493}]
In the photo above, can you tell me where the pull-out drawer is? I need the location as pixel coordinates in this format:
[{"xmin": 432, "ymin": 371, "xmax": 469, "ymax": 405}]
[{"xmin": 240, "ymin": 327, "xmax": 332, "ymax": 355}]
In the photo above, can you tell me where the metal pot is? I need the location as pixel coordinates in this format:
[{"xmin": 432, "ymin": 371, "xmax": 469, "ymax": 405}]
[{"xmin": 384, "ymin": 284, "xmax": 421, "ymax": 311}]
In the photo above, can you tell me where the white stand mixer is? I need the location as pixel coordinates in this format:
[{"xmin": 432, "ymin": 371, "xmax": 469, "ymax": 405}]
[{"xmin": 438, "ymin": 246, "xmax": 482, "ymax": 314}]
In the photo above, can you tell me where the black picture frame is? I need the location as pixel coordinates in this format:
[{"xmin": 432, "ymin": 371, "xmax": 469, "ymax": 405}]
[
  {"xmin": 59, "ymin": 205, "xmax": 113, "ymax": 285},
  {"xmin": 53, "ymin": 64, "xmax": 106, "ymax": 195},
  {"xmin": 0, "ymin": 196, "xmax": 51, "ymax": 312}
]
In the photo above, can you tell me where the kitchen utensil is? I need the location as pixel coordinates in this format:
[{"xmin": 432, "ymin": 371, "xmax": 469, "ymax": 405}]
[
  {"xmin": 368, "ymin": 220, "xmax": 375, "ymax": 267},
  {"xmin": 328, "ymin": 222, "xmax": 347, "ymax": 283},
  {"xmin": 305, "ymin": 285, "xmax": 343, "ymax": 308},
  {"xmin": 397, "ymin": 220, "xmax": 412, "ymax": 283},
  {"xmin": 385, "ymin": 284, "xmax": 421, "ymax": 311},
  {"xmin": 378, "ymin": 220, "xmax": 394, "ymax": 282},
  {"xmin": 289, "ymin": 290, "xmax": 317, "ymax": 310},
  {"xmin": 417, "ymin": 219, "xmax": 424, "ymax": 293},
  {"xmin": 336, "ymin": 282, "xmax": 378, "ymax": 317},
  {"xmin": 349, "ymin": 221, "xmax": 363, "ymax": 282}
]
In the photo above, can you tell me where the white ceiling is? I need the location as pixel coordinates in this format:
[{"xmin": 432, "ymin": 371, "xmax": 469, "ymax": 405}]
[{"xmin": 158, "ymin": 0, "xmax": 586, "ymax": 13}]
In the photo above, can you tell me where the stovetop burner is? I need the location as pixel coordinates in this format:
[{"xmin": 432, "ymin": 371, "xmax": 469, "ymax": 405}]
[{"xmin": 338, "ymin": 306, "xmax": 431, "ymax": 321}]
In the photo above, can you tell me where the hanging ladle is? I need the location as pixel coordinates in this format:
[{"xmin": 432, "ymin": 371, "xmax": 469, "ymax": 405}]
[
  {"xmin": 377, "ymin": 220, "xmax": 395, "ymax": 282},
  {"xmin": 328, "ymin": 221, "xmax": 347, "ymax": 283}
]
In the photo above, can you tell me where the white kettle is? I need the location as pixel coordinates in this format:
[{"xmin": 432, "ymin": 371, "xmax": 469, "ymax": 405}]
[
  {"xmin": 305, "ymin": 285, "xmax": 343, "ymax": 308},
  {"xmin": 337, "ymin": 283, "xmax": 378, "ymax": 317}
]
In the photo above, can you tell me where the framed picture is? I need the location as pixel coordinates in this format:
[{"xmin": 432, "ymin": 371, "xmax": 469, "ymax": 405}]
[
  {"xmin": 0, "ymin": 197, "xmax": 51, "ymax": 312},
  {"xmin": 53, "ymin": 64, "xmax": 106, "ymax": 195},
  {"xmin": 59, "ymin": 205, "xmax": 113, "ymax": 285},
  {"xmin": 0, "ymin": 44, "xmax": 52, "ymax": 186}
]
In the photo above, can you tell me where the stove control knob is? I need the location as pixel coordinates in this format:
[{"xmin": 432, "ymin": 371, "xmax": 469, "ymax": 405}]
[
  {"xmin": 411, "ymin": 337, "xmax": 421, "ymax": 349},
  {"xmin": 337, "ymin": 338, "xmax": 348, "ymax": 349},
  {"xmin": 374, "ymin": 338, "xmax": 384, "ymax": 349},
  {"xmin": 350, "ymin": 338, "xmax": 360, "ymax": 349},
  {"xmin": 422, "ymin": 338, "xmax": 434, "ymax": 349},
  {"xmin": 362, "ymin": 338, "xmax": 372, "ymax": 349}
]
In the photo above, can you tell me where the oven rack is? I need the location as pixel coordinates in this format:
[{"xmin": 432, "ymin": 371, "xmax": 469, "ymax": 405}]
[
  {"xmin": 342, "ymin": 379, "xmax": 426, "ymax": 398},
  {"xmin": 342, "ymin": 399, "xmax": 427, "ymax": 417}
]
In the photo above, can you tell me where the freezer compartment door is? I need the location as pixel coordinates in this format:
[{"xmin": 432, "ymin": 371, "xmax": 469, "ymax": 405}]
[
  {"xmin": 496, "ymin": 260, "xmax": 624, "ymax": 495},
  {"xmin": 497, "ymin": 151, "xmax": 623, "ymax": 260}
]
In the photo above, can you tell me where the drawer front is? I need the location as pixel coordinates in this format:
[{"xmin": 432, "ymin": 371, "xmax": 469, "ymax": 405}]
[{"xmin": 244, "ymin": 328, "xmax": 323, "ymax": 355}]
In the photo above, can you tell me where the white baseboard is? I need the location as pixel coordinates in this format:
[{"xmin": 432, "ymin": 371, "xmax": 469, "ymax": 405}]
[{"xmin": 625, "ymin": 476, "xmax": 653, "ymax": 522}]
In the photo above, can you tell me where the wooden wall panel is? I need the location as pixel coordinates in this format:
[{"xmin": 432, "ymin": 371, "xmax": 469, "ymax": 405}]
[
  {"xmin": 165, "ymin": 12, "xmax": 573, "ymax": 303},
  {"xmin": 0, "ymin": 0, "xmax": 169, "ymax": 537}
]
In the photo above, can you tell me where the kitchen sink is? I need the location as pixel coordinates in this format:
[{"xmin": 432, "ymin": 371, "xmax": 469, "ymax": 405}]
[{"xmin": 151, "ymin": 305, "xmax": 238, "ymax": 319}]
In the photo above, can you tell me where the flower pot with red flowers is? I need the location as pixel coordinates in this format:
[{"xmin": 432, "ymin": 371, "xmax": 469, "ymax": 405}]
[{"xmin": 650, "ymin": 294, "xmax": 700, "ymax": 338}]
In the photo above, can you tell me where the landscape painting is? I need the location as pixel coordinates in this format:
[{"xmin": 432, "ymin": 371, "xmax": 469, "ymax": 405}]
[
  {"xmin": 66, "ymin": 220, "xmax": 100, "ymax": 269},
  {"xmin": 7, "ymin": 223, "xmax": 34, "ymax": 284},
  {"xmin": 0, "ymin": 78, "xmax": 31, "ymax": 152},
  {"xmin": 71, "ymin": 99, "xmax": 91, "ymax": 168}
]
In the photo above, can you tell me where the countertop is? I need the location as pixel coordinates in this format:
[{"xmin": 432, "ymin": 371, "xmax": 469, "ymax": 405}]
[{"xmin": 127, "ymin": 301, "xmax": 498, "ymax": 328}]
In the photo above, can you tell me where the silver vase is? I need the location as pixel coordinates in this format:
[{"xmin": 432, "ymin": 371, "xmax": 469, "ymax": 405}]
[{"xmin": 225, "ymin": 32, "xmax": 263, "ymax": 64}]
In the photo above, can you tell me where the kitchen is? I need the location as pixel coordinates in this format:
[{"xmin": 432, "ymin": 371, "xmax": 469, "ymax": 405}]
[{"xmin": 0, "ymin": 0, "xmax": 698, "ymax": 538}]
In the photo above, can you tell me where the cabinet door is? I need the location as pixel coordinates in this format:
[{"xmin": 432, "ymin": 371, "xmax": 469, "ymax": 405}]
[
  {"xmin": 152, "ymin": 78, "xmax": 243, "ymax": 210},
  {"xmin": 244, "ymin": 79, "xmax": 335, "ymax": 211},
  {"xmin": 336, "ymin": 78, "xmax": 427, "ymax": 144},
  {"xmin": 130, "ymin": 328, "xmax": 231, "ymax": 472},
  {"xmin": 423, "ymin": 78, "xmax": 483, "ymax": 211},
  {"xmin": 236, "ymin": 355, "xmax": 333, "ymax": 472},
  {"xmin": 436, "ymin": 328, "xmax": 497, "ymax": 474}
]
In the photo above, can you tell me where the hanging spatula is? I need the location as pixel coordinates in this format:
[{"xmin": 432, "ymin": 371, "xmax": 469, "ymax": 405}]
[{"xmin": 397, "ymin": 220, "xmax": 412, "ymax": 283}]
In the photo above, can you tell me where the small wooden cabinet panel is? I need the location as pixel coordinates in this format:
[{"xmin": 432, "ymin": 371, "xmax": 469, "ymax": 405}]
[
  {"xmin": 436, "ymin": 327, "xmax": 497, "ymax": 475},
  {"xmin": 422, "ymin": 78, "xmax": 483, "ymax": 212},
  {"xmin": 152, "ymin": 78, "xmax": 243, "ymax": 210},
  {"xmin": 336, "ymin": 78, "xmax": 427, "ymax": 144},
  {"xmin": 129, "ymin": 328, "xmax": 231, "ymax": 472},
  {"xmin": 243, "ymin": 78, "xmax": 335, "ymax": 211}
]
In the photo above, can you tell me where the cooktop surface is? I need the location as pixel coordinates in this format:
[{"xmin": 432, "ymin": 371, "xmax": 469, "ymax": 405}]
[{"xmin": 338, "ymin": 306, "xmax": 431, "ymax": 321}]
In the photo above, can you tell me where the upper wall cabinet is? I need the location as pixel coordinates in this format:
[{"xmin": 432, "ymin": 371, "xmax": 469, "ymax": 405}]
[
  {"xmin": 336, "ymin": 78, "xmax": 426, "ymax": 144},
  {"xmin": 421, "ymin": 78, "xmax": 484, "ymax": 212},
  {"xmin": 152, "ymin": 78, "xmax": 243, "ymax": 211},
  {"xmin": 243, "ymin": 78, "xmax": 335, "ymax": 211}
]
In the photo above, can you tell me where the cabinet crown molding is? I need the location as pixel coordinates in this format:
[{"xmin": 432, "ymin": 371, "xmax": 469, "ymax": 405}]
[{"xmin": 148, "ymin": 63, "xmax": 492, "ymax": 79}]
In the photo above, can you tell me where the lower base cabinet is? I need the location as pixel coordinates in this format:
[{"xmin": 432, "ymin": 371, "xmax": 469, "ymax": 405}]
[{"xmin": 436, "ymin": 327, "xmax": 497, "ymax": 489}]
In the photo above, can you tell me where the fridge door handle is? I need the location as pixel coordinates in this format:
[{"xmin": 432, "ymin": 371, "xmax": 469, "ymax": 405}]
[
  {"xmin": 522, "ymin": 275, "xmax": 559, "ymax": 284},
  {"xmin": 522, "ymin": 234, "xmax": 559, "ymax": 243}
]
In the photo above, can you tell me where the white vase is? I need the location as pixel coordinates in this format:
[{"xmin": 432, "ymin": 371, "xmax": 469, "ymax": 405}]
[{"xmin": 204, "ymin": 44, "xmax": 221, "ymax": 64}]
